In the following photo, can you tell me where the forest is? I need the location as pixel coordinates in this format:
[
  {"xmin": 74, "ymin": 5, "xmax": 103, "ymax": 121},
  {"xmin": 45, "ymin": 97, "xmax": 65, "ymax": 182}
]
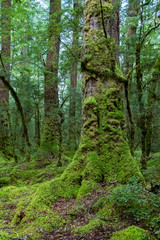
[{"xmin": 0, "ymin": 0, "xmax": 160, "ymax": 239}]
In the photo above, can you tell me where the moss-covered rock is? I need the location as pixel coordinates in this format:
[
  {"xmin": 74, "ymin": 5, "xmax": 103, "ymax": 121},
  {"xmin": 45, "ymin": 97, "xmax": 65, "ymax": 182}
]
[{"xmin": 109, "ymin": 226, "xmax": 156, "ymax": 240}]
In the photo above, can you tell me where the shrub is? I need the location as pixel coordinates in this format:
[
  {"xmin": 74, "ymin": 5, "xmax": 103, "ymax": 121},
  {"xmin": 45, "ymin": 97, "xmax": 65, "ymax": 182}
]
[{"xmin": 110, "ymin": 177, "xmax": 160, "ymax": 222}]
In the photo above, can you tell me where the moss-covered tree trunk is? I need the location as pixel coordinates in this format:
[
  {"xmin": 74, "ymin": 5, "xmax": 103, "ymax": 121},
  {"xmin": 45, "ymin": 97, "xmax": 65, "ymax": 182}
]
[
  {"xmin": 39, "ymin": 0, "xmax": 61, "ymax": 165},
  {"xmin": 0, "ymin": 0, "xmax": 11, "ymax": 153},
  {"xmin": 57, "ymin": 0, "xmax": 142, "ymax": 200}
]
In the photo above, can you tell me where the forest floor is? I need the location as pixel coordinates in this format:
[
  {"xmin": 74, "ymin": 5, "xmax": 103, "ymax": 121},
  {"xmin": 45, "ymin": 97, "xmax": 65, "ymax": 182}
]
[
  {"xmin": 42, "ymin": 183, "xmax": 117, "ymax": 240},
  {"xmin": 0, "ymin": 151, "xmax": 160, "ymax": 240},
  {"xmin": 0, "ymin": 181, "xmax": 132, "ymax": 240}
]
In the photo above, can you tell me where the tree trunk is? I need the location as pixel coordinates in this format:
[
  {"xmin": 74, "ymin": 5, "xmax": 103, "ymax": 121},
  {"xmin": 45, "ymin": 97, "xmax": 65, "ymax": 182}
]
[
  {"xmin": 123, "ymin": 0, "xmax": 139, "ymax": 156},
  {"xmin": 35, "ymin": 102, "xmax": 41, "ymax": 147},
  {"xmin": 56, "ymin": 0, "xmax": 142, "ymax": 200},
  {"xmin": 68, "ymin": 1, "xmax": 80, "ymax": 150},
  {"xmin": 0, "ymin": 75, "xmax": 31, "ymax": 150},
  {"xmin": 146, "ymin": 56, "xmax": 160, "ymax": 157},
  {"xmin": 40, "ymin": 0, "xmax": 61, "ymax": 165},
  {"xmin": 0, "ymin": 0, "xmax": 11, "ymax": 154},
  {"xmin": 135, "ymin": 45, "xmax": 147, "ymax": 168}
]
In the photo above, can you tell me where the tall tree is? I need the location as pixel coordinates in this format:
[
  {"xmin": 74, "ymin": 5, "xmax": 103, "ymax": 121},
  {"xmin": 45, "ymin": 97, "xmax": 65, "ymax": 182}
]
[
  {"xmin": 0, "ymin": 0, "xmax": 11, "ymax": 153},
  {"xmin": 68, "ymin": 1, "xmax": 80, "ymax": 150},
  {"xmin": 123, "ymin": 0, "xmax": 139, "ymax": 156},
  {"xmin": 135, "ymin": 1, "xmax": 160, "ymax": 168},
  {"xmin": 57, "ymin": 0, "xmax": 142, "ymax": 199},
  {"xmin": 40, "ymin": 0, "xmax": 61, "ymax": 165}
]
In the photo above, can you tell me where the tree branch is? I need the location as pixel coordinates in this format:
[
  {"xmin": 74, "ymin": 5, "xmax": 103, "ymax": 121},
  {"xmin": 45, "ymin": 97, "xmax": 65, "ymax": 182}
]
[
  {"xmin": 59, "ymin": 38, "xmax": 80, "ymax": 62},
  {"xmin": 140, "ymin": 23, "xmax": 160, "ymax": 47},
  {"xmin": 0, "ymin": 53, "xmax": 31, "ymax": 148},
  {"xmin": 99, "ymin": 0, "xmax": 107, "ymax": 39}
]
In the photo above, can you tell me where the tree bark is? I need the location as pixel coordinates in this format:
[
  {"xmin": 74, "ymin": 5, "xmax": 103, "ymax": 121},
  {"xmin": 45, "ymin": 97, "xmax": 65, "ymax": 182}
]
[
  {"xmin": 0, "ymin": 0, "xmax": 11, "ymax": 103},
  {"xmin": 123, "ymin": 0, "xmax": 139, "ymax": 156},
  {"xmin": 35, "ymin": 102, "xmax": 41, "ymax": 147},
  {"xmin": 0, "ymin": 74, "xmax": 31, "ymax": 149},
  {"xmin": 135, "ymin": 44, "xmax": 147, "ymax": 168},
  {"xmin": 146, "ymin": 56, "xmax": 160, "ymax": 157},
  {"xmin": 40, "ymin": 0, "xmax": 61, "ymax": 164},
  {"xmin": 56, "ymin": 0, "xmax": 142, "ymax": 200},
  {"xmin": 68, "ymin": 1, "xmax": 80, "ymax": 150},
  {"xmin": 0, "ymin": 0, "xmax": 11, "ymax": 153}
]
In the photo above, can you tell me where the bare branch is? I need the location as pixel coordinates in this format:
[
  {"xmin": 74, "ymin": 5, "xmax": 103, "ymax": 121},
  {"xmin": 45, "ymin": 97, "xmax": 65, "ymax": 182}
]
[{"xmin": 99, "ymin": 0, "xmax": 107, "ymax": 39}]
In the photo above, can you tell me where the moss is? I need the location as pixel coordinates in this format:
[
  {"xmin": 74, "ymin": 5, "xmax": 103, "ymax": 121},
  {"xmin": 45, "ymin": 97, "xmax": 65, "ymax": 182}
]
[
  {"xmin": 73, "ymin": 218, "xmax": 106, "ymax": 236},
  {"xmin": 115, "ymin": 64, "xmax": 126, "ymax": 82},
  {"xmin": 79, "ymin": 0, "xmax": 142, "ymax": 186},
  {"xmin": 36, "ymin": 117, "xmax": 60, "ymax": 167},
  {"xmin": 92, "ymin": 196, "xmax": 108, "ymax": 211},
  {"xmin": 69, "ymin": 204, "xmax": 87, "ymax": 217},
  {"xmin": 97, "ymin": 201, "xmax": 118, "ymax": 222},
  {"xmin": 0, "ymin": 231, "xmax": 10, "ymax": 240},
  {"xmin": 16, "ymin": 210, "xmax": 66, "ymax": 237},
  {"xmin": 101, "ymin": 143, "xmax": 142, "ymax": 183},
  {"xmin": 77, "ymin": 180, "xmax": 98, "ymax": 200},
  {"xmin": 72, "ymin": 200, "xmax": 119, "ymax": 237},
  {"xmin": 0, "ymin": 0, "xmax": 145, "ymax": 238},
  {"xmin": 82, "ymin": 151, "xmax": 102, "ymax": 181},
  {"xmin": 0, "ymin": 179, "xmax": 68, "ymax": 239},
  {"xmin": 84, "ymin": 96, "xmax": 97, "ymax": 106},
  {"xmin": 0, "ymin": 176, "xmax": 11, "ymax": 186},
  {"xmin": 109, "ymin": 226, "xmax": 156, "ymax": 240}
]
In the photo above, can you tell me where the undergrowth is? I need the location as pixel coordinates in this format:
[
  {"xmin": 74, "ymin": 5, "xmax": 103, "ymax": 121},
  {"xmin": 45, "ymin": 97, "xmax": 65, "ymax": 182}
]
[{"xmin": 0, "ymin": 152, "xmax": 160, "ymax": 239}]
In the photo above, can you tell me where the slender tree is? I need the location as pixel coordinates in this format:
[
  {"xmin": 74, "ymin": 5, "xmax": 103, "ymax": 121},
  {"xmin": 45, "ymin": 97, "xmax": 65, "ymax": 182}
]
[
  {"xmin": 123, "ymin": 0, "xmax": 139, "ymax": 156},
  {"xmin": 145, "ymin": 55, "xmax": 160, "ymax": 157},
  {"xmin": 135, "ymin": 2, "xmax": 160, "ymax": 168},
  {"xmin": 68, "ymin": 1, "xmax": 80, "ymax": 150}
]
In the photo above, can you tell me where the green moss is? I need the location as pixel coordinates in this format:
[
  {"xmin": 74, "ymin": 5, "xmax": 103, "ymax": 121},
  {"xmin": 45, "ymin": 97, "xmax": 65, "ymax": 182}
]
[
  {"xmin": 0, "ymin": 231, "xmax": 10, "ymax": 240},
  {"xmin": 73, "ymin": 218, "xmax": 105, "ymax": 236},
  {"xmin": 82, "ymin": 151, "xmax": 102, "ymax": 181},
  {"xmin": 72, "ymin": 200, "xmax": 118, "ymax": 237},
  {"xmin": 109, "ymin": 226, "xmax": 156, "ymax": 240},
  {"xmin": 0, "ymin": 176, "xmax": 11, "ymax": 186},
  {"xmin": 0, "ymin": 179, "xmax": 68, "ymax": 239},
  {"xmin": 92, "ymin": 197, "xmax": 108, "ymax": 211},
  {"xmin": 77, "ymin": 180, "xmax": 98, "ymax": 200},
  {"xmin": 97, "ymin": 201, "xmax": 118, "ymax": 222},
  {"xmin": 115, "ymin": 64, "xmax": 126, "ymax": 82},
  {"xmin": 84, "ymin": 96, "xmax": 97, "ymax": 107},
  {"xmin": 36, "ymin": 117, "xmax": 60, "ymax": 167}
]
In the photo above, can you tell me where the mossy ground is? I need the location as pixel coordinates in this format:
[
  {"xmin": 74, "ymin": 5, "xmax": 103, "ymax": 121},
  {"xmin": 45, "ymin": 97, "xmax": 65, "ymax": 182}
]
[
  {"xmin": 0, "ymin": 151, "xmax": 159, "ymax": 240},
  {"xmin": 109, "ymin": 226, "xmax": 156, "ymax": 240}
]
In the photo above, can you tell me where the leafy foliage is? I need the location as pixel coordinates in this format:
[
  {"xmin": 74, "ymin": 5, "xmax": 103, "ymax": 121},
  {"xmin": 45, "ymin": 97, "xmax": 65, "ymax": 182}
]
[{"xmin": 110, "ymin": 177, "xmax": 160, "ymax": 225}]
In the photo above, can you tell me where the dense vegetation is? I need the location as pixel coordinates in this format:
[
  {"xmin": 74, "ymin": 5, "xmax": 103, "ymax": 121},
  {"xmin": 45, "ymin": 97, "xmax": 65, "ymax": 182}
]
[{"xmin": 0, "ymin": 0, "xmax": 160, "ymax": 239}]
